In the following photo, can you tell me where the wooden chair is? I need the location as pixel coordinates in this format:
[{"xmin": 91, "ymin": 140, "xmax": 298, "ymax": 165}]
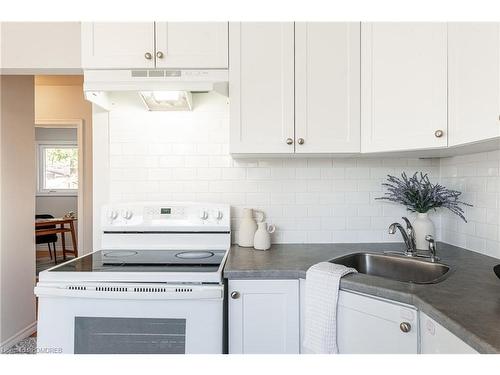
[{"xmin": 35, "ymin": 214, "xmax": 58, "ymax": 263}]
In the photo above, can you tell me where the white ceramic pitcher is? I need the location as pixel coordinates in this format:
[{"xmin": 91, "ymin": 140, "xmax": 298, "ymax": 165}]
[
  {"xmin": 253, "ymin": 222, "xmax": 276, "ymax": 251},
  {"xmin": 238, "ymin": 208, "xmax": 258, "ymax": 247}
]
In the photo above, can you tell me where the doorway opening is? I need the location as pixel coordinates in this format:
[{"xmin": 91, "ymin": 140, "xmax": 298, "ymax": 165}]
[{"xmin": 35, "ymin": 120, "xmax": 84, "ymax": 276}]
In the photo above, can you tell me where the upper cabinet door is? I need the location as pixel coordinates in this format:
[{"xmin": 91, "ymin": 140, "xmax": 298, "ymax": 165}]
[
  {"xmin": 229, "ymin": 23, "xmax": 295, "ymax": 154},
  {"xmin": 295, "ymin": 22, "xmax": 360, "ymax": 153},
  {"xmin": 155, "ymin": 22, "xmax": 228, "ymax": 68},
  {"xmin": 448, "ymin": 23, "xmax": 500, "ymax": 146},
  {"xmin": 81, "ymin": 22, "xmax": 155, "ymax": 69},
  {"xmin": 361, "ymin": 23, "xmax": 448, "ymax": 153}
]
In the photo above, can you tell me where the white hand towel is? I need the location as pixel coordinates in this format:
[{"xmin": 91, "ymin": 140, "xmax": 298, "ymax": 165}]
[{"xmin": 303, "ymin": 262, "xmax": 357, "ymax": 354}]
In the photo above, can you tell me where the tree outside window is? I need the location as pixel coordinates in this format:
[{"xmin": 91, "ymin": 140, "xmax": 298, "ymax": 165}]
[{"xmin": 38, "ymin": 144, "xmax": 78, "ymax": 194}]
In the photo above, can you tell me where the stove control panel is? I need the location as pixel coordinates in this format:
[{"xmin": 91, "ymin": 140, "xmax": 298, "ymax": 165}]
[{"xmin": 102, "ymin": 201, "xmax": 230, "ymax": 230}]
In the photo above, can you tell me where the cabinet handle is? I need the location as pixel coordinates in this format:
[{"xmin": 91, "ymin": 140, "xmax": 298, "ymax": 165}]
[
  {"xmin": 230, "ymin": 291, "xmax": 240, "ymax": 299},
  {"xmin": 144, "ymin": 52, "xmax": 153, "ymax": 60},
  {"xmin": 297, "ymin": 138, "xmax": 305, "ymax": 145},
  {"xmin": 400, "ymin": 322, "xmax": 411, "ymax": 333},
  {"xmin": 434, "ymin": 129, "xmax": 444, "ymax": 138},
  {"xmin": 156, "ymin": 51, "xmax": 164, "ymax": 59},
  {"xmin": 286, "ymin": 138, "xmax": 294, "ymax": 145}
]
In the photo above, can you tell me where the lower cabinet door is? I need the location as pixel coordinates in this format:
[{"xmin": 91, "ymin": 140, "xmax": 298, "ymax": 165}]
[
  {"xmin": 228, "ymin": 279, "xmax": 300, "ymax": 354},
  {"xmin": 419, "ymin": 312, "xmax": 478, "ymax": 354},
  {"xmin": 337, "ymin": 290, "xmax": 419, "ymax": 354}
]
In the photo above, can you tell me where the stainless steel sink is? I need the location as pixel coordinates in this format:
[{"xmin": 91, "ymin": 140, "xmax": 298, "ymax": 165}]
[{"xmin": 330, "ymin": 252, "xmax": 451, "ymax": 284}]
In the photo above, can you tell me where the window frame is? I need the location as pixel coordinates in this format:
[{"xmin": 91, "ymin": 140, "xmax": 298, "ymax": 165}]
[{"xmin": 36, "ymin": 141, "xmax": 79, "ymax": 196}]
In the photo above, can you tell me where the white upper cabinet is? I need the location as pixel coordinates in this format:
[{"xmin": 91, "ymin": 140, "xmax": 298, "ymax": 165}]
[
  {"xmin": 82, "ymin": 22, "xmax": 155, "ymax": 69},
  {"xmin": 229, "ymin": 22, "xmax": 295, "ymax": 154},
  {"xmin": 82, "ymin": 22, "xmax": 228, "ymax": 69},
  {"xmin": 155, "ymin": 22, "xmax": 228, "ymax": 68},
  {"xmin": 295, "ymin": 23, "xmax": 361, "ymax": 153},
  {"xmin": 448, "ymin": 23, "xmax": 500, "ymax": 146},
  {"xmin": 361, "ymin": 23, "xmax": 448, "ymax": 153},
  {"xmin": 1, "ymin": 22, "xmax": 81, "ymax": 73}
]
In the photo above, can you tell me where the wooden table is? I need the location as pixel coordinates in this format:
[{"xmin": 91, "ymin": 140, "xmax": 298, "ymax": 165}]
[{"xmin": 35, "ymin": 218, "xmax": 78, "ymax": 263}]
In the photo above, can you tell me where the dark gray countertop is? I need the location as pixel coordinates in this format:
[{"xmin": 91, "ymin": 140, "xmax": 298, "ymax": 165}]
[{"xmin": 223, "ymin": 242, "xmax": 500, "ymax": 353}]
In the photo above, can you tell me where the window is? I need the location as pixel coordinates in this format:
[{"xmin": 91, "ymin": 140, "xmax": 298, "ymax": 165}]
[{"xmin": 37, "ymin": 143, "xmax": 78, "ymax": 195}]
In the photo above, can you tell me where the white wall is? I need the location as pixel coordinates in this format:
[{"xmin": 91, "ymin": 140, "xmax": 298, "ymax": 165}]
[
  {"xmin": 104, "ymin": 93, "xmax": 440, "ymax": 245},
  {"xmin": 35, "ymin": 127, "xmax": 77, "ymax": 251},
  {"xmin": 0, "ymin": 76, "xmax": 36, "ymax": 349},
  {"xmin": 0, "ymin": 22, "xmax": 81, "ymax": 74},
  {"xmin": 440, "ymin": 149, "xmax": 500, "ymax": 259}
]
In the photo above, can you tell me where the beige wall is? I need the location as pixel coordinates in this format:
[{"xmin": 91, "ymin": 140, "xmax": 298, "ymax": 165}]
[
  {"xmin": 35, "ymin": 76, "xmax": 92, "ymax": 254},
  {"xmin": 0, "ymin": 75, "xmax": 36, "ymax": 347}
]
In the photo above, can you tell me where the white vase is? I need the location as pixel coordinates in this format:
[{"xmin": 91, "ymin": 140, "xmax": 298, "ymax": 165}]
[
  {"xmin": 253, "ymin": 222, "xmax": 276, "ymax": 251},
  {"xmin": 238, "ymin": 208, "xmax": 257, "ymax": 247},
  {"xmin": 412, "ymin": 212, "xmax": 435, "ymax": 250}
]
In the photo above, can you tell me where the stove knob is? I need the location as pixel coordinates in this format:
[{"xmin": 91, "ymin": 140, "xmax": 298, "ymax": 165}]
[
  {"xmin": 200, "ymin": 210, "xmax": 209, "ymax": 221},
  {"xmin": 121, "ymin": 210, "xmax": 133, "ymax": 220},
  {"xmin": 107, "ymin": 210, "xmax": 118, "ymax": 221},
  {"xmin": 216, "ymin": 210, "xmax": 224, "ymax": 220}
]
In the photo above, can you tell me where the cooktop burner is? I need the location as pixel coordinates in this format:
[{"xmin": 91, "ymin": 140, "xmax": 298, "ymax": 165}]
[
  {"xmin": 175, "ymin": 251, "xmax": 214, "ymax": 259},
  {"xmin": 50, "ymin": 249, "xmax": 226, "ymax": 273},
  {"xmin": 103, "ymin": 250, "xmax": 138, "ymax": 258}
]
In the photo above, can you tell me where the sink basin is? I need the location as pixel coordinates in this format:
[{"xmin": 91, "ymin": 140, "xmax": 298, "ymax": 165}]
[{"xmin": 330, "ymin": 252, "xmax": 451, "ymax": 284}]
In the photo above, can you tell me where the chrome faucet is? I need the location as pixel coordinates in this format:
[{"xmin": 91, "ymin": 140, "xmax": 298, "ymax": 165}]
[{"xmin": 388, "ymin": 217, "xmax": 417, "ymax": 256}]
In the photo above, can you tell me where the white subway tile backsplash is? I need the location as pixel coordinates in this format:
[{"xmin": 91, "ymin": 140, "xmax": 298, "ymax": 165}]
[
  {"xmin": 197, "ymin": 168, "xmax": 222, "ymax": 180},
  {"xmin": 438, "ymin": 151, "xmax": 500, "ymax": 258},
  {"xmin": 107, "ymin": 100, "xmax": 499, "ymax": 257}
]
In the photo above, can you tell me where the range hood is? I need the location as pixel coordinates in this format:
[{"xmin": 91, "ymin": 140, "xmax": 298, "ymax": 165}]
[{"xmin": 83, "ymin": 69, "xmax": 228, "ymax": 111}]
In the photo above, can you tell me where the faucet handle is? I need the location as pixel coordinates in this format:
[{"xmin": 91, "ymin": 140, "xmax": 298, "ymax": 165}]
[{"xmin": 425, "ymin": 234, "xmax": 435, "ymax": 249}]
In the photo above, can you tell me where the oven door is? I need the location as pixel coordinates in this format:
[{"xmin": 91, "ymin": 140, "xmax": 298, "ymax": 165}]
[{"xmin": 35, "ymin": 283, "xmax": 223, "ymax": 354}]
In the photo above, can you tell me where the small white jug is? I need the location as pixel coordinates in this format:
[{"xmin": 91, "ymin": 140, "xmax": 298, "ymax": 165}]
[
  {"xmin": 253, "ymin": 222, "xmax": 276, "ymax": 251},
  {"xmin": 238, "ymin": 208, "xmax": 258, "ymax": 247}
]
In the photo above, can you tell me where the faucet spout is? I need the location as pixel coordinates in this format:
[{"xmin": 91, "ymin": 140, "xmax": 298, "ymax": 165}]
[{"xmin": 388, "ymin": 219, "xmax": 417, "ymax": 256}]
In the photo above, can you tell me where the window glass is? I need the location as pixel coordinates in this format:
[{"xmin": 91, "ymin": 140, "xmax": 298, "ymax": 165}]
[{"xmin": 38, "ymin": 144, "xmax": 78, "ymax": 194}]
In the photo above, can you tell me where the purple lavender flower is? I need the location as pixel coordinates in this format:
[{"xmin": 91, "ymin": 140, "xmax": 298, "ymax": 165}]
[{"xmin": 376, "ymin": 172, "xmax": 472, "ymax": 222}]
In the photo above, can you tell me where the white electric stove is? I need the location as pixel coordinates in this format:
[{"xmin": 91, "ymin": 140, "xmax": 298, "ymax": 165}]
[{"xmin": 35, "ymin": 202, "xmax": 231, "ymax": 354}]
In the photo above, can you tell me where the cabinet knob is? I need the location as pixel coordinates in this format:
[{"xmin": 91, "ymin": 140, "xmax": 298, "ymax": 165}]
[
  {"xmin": 230, "ymin": 291, "xmax": 240, "ymax": 299},
  {"xmin": 156, "ymin": 51, "xmax": 164, "ymax": 59},
  {"xmin": 434, "ymin": 129, "xmax": 444, "ymax": 138},
  {"xmin": 400, "ymin": 322, "xmax": 412, "ymax": 333},
  {"xmin": 297, "ymin": 138, "xmax": 305, "ymax": 145},
  {"xmin": 144, "ymin": 52, "xmax": 153, "ymax": 60},
  {"xmin": 286, "ymin": 138, "xmax": 294, "ymax": 145}
]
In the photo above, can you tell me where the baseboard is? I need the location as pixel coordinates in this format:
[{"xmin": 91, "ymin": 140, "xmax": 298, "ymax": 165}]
[{"xmin": 0, "ymin": 321, "xmax": 37, "ymax": 352}]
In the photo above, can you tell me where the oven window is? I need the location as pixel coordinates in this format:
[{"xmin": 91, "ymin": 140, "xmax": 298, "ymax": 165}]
[{"xmin": 74, "ymin": 317, "xmax": 186, "ymax": 354}]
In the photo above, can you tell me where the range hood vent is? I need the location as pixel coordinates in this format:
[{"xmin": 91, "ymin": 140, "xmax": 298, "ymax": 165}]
[{"xmin": 83, "ymin": 69, "xmax": 228, "ymax": 111}]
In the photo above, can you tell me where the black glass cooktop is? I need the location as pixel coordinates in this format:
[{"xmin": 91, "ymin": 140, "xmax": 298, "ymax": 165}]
[{"xmin": 50, "ymin": 250, "xmax": 226, "ymax": 273}]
